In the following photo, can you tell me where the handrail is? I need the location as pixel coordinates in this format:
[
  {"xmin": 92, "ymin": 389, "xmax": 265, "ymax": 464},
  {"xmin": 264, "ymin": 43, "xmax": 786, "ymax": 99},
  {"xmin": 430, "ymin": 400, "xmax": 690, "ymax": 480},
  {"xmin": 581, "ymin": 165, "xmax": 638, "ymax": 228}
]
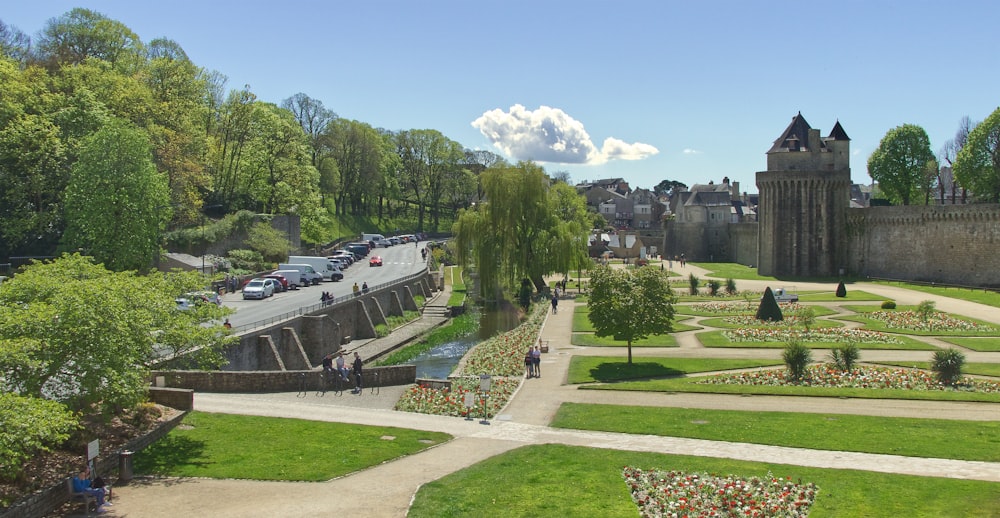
[{"xmin": 232, "ymin": 266, "xmax": 430, "ymax": 334}]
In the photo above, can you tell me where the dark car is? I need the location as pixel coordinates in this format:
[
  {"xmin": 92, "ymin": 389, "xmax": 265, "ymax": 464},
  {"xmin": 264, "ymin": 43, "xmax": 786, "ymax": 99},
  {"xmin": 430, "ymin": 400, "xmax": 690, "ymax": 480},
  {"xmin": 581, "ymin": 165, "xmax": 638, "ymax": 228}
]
[{"xmin": 263, "ymin": 273, "xmax": 293, "ymax": 291}]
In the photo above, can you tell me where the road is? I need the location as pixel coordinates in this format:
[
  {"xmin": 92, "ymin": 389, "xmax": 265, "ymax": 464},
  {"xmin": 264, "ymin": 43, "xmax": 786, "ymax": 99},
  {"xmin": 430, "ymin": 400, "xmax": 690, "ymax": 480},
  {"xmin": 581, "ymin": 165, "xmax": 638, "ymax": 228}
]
[{"xmin": 223, "ymin": 243, "xmax": 429, "ymax": 328}]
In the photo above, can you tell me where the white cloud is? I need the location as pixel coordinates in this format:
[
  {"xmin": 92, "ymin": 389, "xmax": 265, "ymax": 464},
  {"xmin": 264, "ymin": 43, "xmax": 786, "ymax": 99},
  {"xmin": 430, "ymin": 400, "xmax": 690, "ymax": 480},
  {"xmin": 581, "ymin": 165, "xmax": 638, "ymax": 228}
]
[
  {"xmin": 682, "ymin": 148, "xmax": 702, "ymax": 155},
  {"xmin": 471, "ymin": 104, "xmax": 658, "ymax": 165}
]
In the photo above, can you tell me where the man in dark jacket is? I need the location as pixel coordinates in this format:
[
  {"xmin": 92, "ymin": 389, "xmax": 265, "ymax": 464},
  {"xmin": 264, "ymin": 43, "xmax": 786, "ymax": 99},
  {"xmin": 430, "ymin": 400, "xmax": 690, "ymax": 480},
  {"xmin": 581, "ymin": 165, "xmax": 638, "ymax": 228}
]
[{"xmin": 352, "ymin": 352, "xmax": 363, "ymax": 394}]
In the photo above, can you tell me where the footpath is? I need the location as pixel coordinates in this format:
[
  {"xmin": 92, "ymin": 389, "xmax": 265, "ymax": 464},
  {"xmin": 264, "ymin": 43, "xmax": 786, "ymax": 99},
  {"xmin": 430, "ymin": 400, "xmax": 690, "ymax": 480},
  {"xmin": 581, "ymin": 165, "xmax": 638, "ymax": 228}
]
[{"xmin": 87, "ymin": 263, "xmax": 1000, "ymax": 517}]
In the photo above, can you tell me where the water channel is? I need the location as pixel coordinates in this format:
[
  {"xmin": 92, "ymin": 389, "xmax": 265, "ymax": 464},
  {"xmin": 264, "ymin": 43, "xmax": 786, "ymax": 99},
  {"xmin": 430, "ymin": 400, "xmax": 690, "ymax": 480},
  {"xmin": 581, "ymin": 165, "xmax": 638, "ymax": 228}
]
[{"xmin": 409, "ymin": 303, "xmax": 522, "ymax": 379}]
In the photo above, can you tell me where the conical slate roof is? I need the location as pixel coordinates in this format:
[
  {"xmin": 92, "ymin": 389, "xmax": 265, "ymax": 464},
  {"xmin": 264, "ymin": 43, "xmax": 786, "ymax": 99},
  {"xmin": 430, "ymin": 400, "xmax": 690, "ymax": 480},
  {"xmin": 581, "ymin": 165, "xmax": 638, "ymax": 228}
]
[
  {"xmin": 828, "ymin": 120, "xmax": 850, "ymax": 141},
  {"xmin": 768, "ymin": 112, "xmax": 816, "ymax": 153}
]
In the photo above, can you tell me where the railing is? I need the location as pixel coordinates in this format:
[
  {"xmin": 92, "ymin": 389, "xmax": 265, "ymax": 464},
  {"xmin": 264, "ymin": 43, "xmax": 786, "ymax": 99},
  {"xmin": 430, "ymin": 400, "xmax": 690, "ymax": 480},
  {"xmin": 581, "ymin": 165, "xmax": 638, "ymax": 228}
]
[
  {"xmin": 232, "ymin": 267, "xmax": 430, "ymax": 334},
  {"xmin": 867, "ymin": 276, "xmax": 1000, "ymax": 294}
]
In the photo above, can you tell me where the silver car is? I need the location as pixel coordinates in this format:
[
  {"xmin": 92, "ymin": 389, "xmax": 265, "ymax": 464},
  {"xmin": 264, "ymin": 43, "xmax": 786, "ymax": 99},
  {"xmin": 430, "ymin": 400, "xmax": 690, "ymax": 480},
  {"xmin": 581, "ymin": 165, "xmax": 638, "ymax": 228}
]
[{"xmin": 242, "ymin": 278, "xmax": 274, "ymax": 300}]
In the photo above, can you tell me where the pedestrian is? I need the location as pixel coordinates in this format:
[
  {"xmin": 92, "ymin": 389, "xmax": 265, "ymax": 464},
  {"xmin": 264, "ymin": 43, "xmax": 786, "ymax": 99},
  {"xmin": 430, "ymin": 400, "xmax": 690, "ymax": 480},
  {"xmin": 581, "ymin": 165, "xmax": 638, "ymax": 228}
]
[
  {"xmin": 524, "ymin": 348, "xmax": 534, "ymax": 378},
  {"xmin": 551, "ymin": 293, "xmax": 559, "ymax": 314},
  {"xmin": 531, "ymin": 345, "xmax": 541, "ymax": 377},
  {"xmin": 352, "ymin": 282, "xmax": 360, "ymax": 296},
  {"xmin": 554, "ymin": 285, "xmax": 560, "ymax": 299},
  {"xmin": 223, "ymin": 319, "xmax": 232, "ymax": 329},
  {"xmin": 352, "ymin": 352, "xmax": 364, "ymax": 393},
  {"xmin": 322, "ymin": 353, "xmax": 335, "ymax": 376},
  {"xmin": 336, "ymin": 351, "xmax": 349, "ymax": 381},
  {"xmin": 362, "ymin": 281, "xmax": 369, "ymax": 294}
]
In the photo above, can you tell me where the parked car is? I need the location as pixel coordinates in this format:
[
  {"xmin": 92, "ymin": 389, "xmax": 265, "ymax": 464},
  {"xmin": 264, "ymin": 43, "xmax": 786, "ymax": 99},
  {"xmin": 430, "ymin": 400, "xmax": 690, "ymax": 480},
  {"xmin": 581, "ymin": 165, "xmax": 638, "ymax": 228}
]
[
  {"xmin": 369, "ymin": 255, "xmax": 383, "ymax": 267},
  {"xmin": 263, "ymin": 273, "xmax": 292, "ymax": 291},
  {"xmin": 243, "ymin": 278, "xmax": 274, "ymax": 299},
  {"xmin": 388, "ymin": 236, "xmax": 402, "ymax": 246},
  {"xmin": 175, "ymin": 291, "xmax": 220, "ymax": 310},
  {"xmin": 770, "ymin": 288, "xmax": 799, "ymax": 303}
]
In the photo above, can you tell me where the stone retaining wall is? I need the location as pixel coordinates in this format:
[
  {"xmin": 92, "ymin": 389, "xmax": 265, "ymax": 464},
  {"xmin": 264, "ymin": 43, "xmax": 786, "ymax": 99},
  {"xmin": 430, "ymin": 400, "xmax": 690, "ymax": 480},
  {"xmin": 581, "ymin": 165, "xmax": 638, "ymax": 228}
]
[{"xmin": 151, "ymin": 365, "xmax": 416, "ymax": 393}]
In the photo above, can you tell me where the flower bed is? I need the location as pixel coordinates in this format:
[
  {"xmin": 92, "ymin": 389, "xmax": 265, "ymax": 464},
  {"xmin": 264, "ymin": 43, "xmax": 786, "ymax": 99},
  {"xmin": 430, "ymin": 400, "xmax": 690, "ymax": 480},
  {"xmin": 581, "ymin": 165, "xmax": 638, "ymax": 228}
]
[
  {"xmin": 700, "ymin": 365, "xmax": 1000, "ymax": 393},
  {"xmin": 723, "ymin": 328, "xmax": 901, "ymax": 345},
  {"xmin": 867, "ymin": 310, "xmax": 990, "ymax": 332},
  {"xmin": 460, "ymin": 303, "xmax": 547, "ymax": 377},
  {"xmin": 393, "ymin": 376, "xmax": 519, "ymax": 418},
  {"xmin": 623, "ymin": 467, "xmax": 818, "ymax": 518}
]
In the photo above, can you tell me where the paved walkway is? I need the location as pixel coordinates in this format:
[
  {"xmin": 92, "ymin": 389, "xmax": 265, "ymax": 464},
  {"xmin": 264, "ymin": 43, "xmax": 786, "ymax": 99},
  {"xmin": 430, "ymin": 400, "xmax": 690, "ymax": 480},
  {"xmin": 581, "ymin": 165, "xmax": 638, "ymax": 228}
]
[{"xmin": 92, "ymin": 263, "xmax": 1000, "ymax": 517}]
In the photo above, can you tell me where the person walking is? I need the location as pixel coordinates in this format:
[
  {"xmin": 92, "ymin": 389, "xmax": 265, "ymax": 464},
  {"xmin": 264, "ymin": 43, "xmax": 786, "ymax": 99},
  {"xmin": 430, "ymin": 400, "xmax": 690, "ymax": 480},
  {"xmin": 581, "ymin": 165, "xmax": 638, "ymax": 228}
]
[
  {"xmin": 551, "ymin": 293, "xmax": 559, "ymax": 314},
  {"xmin": 531, "ymin": 345, "xmax": 542, "ymax": 377},
  {"xmin": 524, "ymin": 348, "xmax": 534, "ymax": 378}
]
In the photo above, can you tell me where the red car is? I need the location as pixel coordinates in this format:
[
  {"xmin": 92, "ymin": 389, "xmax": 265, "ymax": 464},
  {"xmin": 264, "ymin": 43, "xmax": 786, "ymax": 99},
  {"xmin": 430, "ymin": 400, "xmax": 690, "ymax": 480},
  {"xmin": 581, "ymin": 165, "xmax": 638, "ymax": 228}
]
[
  {"xmin": 369, "ymin": 255, "xmax": 383, "ymax": 267},
  {"xmin": 263, "ymin": 273, "xmax": 294, "ymax": 291}
]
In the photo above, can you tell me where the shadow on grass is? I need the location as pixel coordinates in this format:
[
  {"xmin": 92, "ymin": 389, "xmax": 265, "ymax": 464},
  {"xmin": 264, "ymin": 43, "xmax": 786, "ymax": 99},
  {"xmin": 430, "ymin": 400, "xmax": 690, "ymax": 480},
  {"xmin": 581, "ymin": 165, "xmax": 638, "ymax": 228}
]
[
  {"xmin": 589, "ymin": 361, "xmax": 683, "ymax": 383},
  {"xmin": 133, "ymin": 435, "xmax": 210, "ymax": 475}
]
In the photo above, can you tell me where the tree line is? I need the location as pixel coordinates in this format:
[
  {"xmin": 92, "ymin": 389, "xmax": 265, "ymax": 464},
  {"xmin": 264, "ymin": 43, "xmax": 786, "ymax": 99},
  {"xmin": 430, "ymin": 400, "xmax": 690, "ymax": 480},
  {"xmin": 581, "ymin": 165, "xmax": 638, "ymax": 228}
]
[{"xmin": 0, "ymin": 9, "xmax": 507, "ymax": 271}]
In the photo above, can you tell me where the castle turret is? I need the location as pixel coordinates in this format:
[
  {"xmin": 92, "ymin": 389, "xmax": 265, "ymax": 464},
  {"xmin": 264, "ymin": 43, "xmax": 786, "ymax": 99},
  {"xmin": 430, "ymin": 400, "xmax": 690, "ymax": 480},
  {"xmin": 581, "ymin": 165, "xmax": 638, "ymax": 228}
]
[{"xmin": 756, "ymin": 113, "xmax": 851, "ymax": 277}]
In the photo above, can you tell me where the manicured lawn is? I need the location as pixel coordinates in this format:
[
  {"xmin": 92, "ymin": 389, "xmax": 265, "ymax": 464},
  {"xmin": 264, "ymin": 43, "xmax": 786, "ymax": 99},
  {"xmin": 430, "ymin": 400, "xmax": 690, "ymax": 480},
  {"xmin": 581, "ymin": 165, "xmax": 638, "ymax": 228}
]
[
  {"xmin": 798, "ymin": 290, "xmax": 888, "ymax": 302},
  {"xmin": 870, "ymin": 361, "xmax": 1000, "ymax": 378},
  {"xmin": 688, "ymin": 262, "xmax": 777, "ymax": 280},
  {"xmin": 572, "ymin": 308, "xmax": 595, "ymax": 332},
  {"xmin": 551, "ymin": 403, "xmax": 1000, "ymax": 462},
  {"xmin": 872, "ymin": 280, "xmax": 1000, "ymax": 309},
  {"xmin": 836, "ymin": 305, "xmax": 1000, "ymax": 336},
  {"xmin": 571, "ymin": 332, "xmax": 677, "ymax": 347},
  {"xmin": 937, "ymin": 336, "xmax": 1000, "ymax": 352},
  {"xmin": 445, "ymin": 266, "xmax": 466, "ymax": 306},
  {"xmin": 408, "ymin": 444, "xmax": 1000, "ymax": 518},
  {"xmin": 567, "ymin": 357, "xmax": 783, "ymax": 384},
  {"xmin": 134, "ymin": 412, "xmax": 451, "ymax": 481},
  {"xmin": 696, "ymin": 329, "xmax": 936, "ymax": 350},
  {"xmin": 675, "ymin": 302, "xmax": 839, "ymax": 318},
  {"xmin": 581, "ymin": 374, "xmax": 1000, "ymax": 403}
]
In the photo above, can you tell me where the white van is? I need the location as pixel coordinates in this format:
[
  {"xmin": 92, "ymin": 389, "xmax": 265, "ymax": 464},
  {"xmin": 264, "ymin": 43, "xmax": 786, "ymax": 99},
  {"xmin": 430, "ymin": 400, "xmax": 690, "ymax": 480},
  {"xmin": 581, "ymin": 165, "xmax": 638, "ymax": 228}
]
[
  {"xmin": 287, "ymin": 256, "xmax": 344, "ymax": 281},
  {"xmin": 277, "ymin": 263, "xmax": 323, "ymax": 285},
  {"xmin": 362, "ymin": 233, "xmax": 390, "ymax": 247}
]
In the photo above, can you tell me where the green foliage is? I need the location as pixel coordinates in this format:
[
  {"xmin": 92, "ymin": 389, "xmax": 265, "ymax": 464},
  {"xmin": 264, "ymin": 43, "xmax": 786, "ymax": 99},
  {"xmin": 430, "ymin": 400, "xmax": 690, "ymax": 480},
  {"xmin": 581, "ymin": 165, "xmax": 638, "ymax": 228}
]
[
  {"xmin": 866, "ymin": 124, "xmax": 936, "ymax": 205},
  {"xmin": 835, "ymin": 281, "xmax": 847, "ymax": 297},
  {"xmin": 931, "ymin": 349, "xmax": 966, "ymax": 386},
  {"xmin": 782, "ymin": 340, "xmax": 812, "ymax": 382},
  {"xmin": 725, "ymin": 278, "xmax": 737, "ymax": 295},
  {"xmin": 829, "ymin": 343, "xmax": 860, "ymax": 371},
  {"xmin": 0, "ymin": 254, "xmax": 234, "ymax": 412},
  {"xmin": 517, "ymin": 279, "xmax": 533, "ymax": 310},
  {"xmin": 798, "ymin": 306, "xmax": 816, "ymax": 332},
  {"xmin": 225, "ymin": 248, "xmax": 265, "ymax": 273},
  {"xmin": 881, "ymin": 300, "xmax": 897, "ymax": 309},
  {"xmin": 706, "ymin": 279, "xmax": 721, "ymax": 296},
  {"xmin": 0, "ymin": 393, "xmax": 78, "ymax": 482},
  {"xmin": 953, "ymin": 106, "xmax": 1000, "ymax": 203},
  {"xmin": 245, "ymin": 221, "xmax": 290, "ymax": 263},
  {"xmin": 916, "ymin": 299, "xmax": 936, "ymax": 323},
  {"xmin": 755, "ymin": 287, "xmax": 784, "ymax": 322},
  {"xmin": 588, "ymin": 265, "xmax": 676, "ymax": 364},
  {"xmin": 688, "ymin": 273, "xmax": 700, "ymax": 295}
]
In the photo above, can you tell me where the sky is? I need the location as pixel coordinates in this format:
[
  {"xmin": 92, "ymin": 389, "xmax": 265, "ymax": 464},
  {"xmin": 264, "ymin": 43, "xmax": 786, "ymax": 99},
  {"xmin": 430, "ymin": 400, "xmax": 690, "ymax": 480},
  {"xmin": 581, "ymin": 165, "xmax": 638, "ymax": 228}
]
[{"xmin": 4, "ymin": 1, "xmax": 1000, "ymax": 193}]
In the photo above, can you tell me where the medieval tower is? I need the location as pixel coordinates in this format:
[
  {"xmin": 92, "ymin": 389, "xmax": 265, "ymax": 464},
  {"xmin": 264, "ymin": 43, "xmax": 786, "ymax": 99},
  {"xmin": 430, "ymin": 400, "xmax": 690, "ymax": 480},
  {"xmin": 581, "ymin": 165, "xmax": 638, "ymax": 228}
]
[{"xmin": 756, "ymin": 113, "xmax": 852, "ymax": 277}]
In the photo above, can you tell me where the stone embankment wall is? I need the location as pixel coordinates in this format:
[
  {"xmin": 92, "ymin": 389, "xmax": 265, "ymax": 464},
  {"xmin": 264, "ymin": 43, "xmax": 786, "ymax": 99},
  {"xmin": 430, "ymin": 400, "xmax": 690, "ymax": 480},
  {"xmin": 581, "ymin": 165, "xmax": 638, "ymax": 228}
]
[{"xmin": 152, "ymin": 365, "xmax": 416, "ymax": 392}]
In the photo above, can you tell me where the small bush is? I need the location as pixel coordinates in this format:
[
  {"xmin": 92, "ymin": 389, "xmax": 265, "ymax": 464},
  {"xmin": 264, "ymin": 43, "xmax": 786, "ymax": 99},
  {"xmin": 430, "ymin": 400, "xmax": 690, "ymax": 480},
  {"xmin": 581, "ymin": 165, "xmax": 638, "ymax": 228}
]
[
  {"xmin": 932, "ymin": 349, "xmax": 966, "ymax": 386},
  {"xmin": 881, "ymin": 300, "xmax": 897, "ymax": 309},
  {"xmin": 916, "ymin": 300, "xmax": 936, "ymax": 326},
  {"xmin": 835, "ymin": 281, "xmax": 847, "ymax": 298},
  {"xmin": 725, "ymin": 278, "xmax": 737, "ymax": 295},
  {"xmin": 688, "ymin": 274, "xmax": 700, "ymax": 295},
  {"xmin": 829, "ymin": 343, "xmax": 860, "ymax": 371},
  {"xmin": 782, "ymin": 340, "xmax": 812, "ymax": 382},
  {"xmin": 707, "ymin": 280, "xmax": 721, "ymax": 296}
]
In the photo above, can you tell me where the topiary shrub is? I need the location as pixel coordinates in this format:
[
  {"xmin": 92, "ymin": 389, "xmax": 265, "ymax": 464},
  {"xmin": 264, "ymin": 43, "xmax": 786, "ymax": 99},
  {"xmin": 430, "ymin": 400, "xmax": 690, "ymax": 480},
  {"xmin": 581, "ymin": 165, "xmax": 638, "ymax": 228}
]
[
  {"xmin": 932, "ymin": 349, "xmax": 966, "ymax": 386},
  {"xmin": 725, "ymin": 278, "xmax": 737, "ymax": 295},
  {"xmin": 829, "ymin": 343, "xmax": 860, "ymax": 372},
  {"xmin": 835, "ymin": 281, "xmax": 847, "ymax": 298},
  {"xmin": 782, "ymin": 340, "xmax": 812, "ymax": 382},
  {"xmin": 881, "ymin": 300, "xmax": 897, "ymax": 309},
  {"xmin": 756, "ymin": 287, "xmax": 784, "ymax": 322},
  {"xmin": 707, "ymin": 280, "xmax": 721, "ymax": 296},
  {"xmin": 688, "ymin": 274, "xmax": 700, "ymax": 295}
]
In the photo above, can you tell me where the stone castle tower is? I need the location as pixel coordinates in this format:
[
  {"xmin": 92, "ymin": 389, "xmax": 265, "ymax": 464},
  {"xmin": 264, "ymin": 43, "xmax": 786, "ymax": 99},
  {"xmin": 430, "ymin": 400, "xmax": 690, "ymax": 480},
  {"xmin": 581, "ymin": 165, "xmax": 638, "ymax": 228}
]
[{"xmin": 756, "ymin": 113, "xmax": 851, "ymax": 277}]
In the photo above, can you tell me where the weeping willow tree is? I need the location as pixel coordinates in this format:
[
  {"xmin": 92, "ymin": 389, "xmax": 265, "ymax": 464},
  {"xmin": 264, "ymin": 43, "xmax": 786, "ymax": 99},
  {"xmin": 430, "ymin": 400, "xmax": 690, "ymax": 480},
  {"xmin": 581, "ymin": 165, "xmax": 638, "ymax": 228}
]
[{"xmin": 453, "ymin": 161, "xmax": 591, "ymax": 302}]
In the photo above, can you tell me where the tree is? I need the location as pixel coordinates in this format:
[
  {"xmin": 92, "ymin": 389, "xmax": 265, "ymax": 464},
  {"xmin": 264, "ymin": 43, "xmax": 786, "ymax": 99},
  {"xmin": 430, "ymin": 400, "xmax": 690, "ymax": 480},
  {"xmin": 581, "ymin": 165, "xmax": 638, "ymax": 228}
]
[
  {"xmin": 653, "ymin": 179, "xmax": 687, "ymax": 197},
  {"xmin": 756, "ymin": 287, "xmax": 783, "ymax": 322},
  {"xmin": 34, "ymin": 7, "xmax": 145, "ymax": 72},
  {"xmin": 0, "ymin": 19, "xmax": 31, "ymax": 65},
  {"xmin": 62, "ymin": 118, "xmax": 169, "ymax": 271},
  {"xmin": 939, "ymin": 116, "xmax": 975, "ymax": 203},
  {"xmin": 0, "ymin": 254, "xmax": 233, "ymax": 414},
  {"xmin": 867, "ymin": 124, "xmax": 936, "ymax": 205},
  {"xmin": 953, "ymin": 107, "xmax": 1000, "ymax": 203},
  {"xmin": 587, "ymin": 264, "xmax": 676, "ymax": 365}
]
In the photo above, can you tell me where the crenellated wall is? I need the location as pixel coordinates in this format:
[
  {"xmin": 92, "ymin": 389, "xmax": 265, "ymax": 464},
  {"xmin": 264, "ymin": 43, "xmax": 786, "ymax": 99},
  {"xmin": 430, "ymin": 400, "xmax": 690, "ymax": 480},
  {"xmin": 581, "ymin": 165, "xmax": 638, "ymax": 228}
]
[{"xmin": 846, "ymin": 204, "xmax": 1000, "ymax": 286}]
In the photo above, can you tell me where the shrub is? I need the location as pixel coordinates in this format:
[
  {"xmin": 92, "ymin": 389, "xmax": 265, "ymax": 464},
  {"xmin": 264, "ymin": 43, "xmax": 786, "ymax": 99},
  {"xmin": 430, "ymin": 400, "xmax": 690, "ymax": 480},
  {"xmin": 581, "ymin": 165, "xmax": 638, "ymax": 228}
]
[
  {"xmin": 782, "ymin": 340, "xmax": 812, "ymax": 382},
  {"xmin": 688, "ymin": 274, "xmax": 700, "ymax": 295},
  {"xmin": 755, "ymin": 287, "xmax": 784, "ymax": 322},
  {"xmin": 725, "ymin": 278, "xmax": 737, "ymax": 295},
  {"xmin": 881, "ymin": 300, "xmax": 897, "ymax": 309},
  {"xmin": 916, "ymin": 300, "xmax": 936, "ymax": 326},
  {"xmin": 0, "ymin": 394, "xmax": 79, "ymax": 482},
  {"xmin": 798, "ymin": 306, "xmax": 816, "ymax": 332},
  {"xmin": 835, "ymin": 281, "xmax": 847, "ymax": 297},
  {"xmin": 829, "ymin": 343, "xmax": 860, "ymax": 371},
  {"xmin": 707, "ymin": 280, "xmax": 721, "ymax": 296},
  {"xmin": 932, "ymin": 349, "xmax": 966, "ymax": 386},
  {"xmin": 226, "ymin": 249, "xmax": 265, "ymax": 272}
]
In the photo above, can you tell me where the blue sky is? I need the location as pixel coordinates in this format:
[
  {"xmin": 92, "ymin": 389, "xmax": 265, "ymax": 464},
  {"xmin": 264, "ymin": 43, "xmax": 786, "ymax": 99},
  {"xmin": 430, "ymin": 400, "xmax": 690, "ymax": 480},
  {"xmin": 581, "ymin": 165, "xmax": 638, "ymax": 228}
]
[{"xmin": 5, "ymin": 1, "xmax": 999, "ymax": 193}]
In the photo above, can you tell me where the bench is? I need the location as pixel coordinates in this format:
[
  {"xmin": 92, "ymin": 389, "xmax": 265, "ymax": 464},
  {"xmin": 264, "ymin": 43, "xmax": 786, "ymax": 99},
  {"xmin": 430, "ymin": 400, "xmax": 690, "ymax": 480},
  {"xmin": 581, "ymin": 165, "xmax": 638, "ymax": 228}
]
[
  {"xmin": 539, "ymin": 340, "xmax": 549, "ymax": 353},
  {"xmin": 67, "ymin": 478, "xmax": 96, "ymax": 516}
]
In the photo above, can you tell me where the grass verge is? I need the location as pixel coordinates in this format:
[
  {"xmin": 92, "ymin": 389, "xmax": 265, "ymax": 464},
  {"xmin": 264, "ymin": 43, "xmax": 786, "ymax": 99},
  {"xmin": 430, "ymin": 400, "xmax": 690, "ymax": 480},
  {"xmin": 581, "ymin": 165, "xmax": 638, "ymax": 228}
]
[
  {"xmin": 696, "ymin": 329, "xmax": 936, "ymax": 350},
  {"xmin": 567, "ymin": 357, "xmax": 783, "ymax": 384},
  {"xmin": 408, "ymin": 444, "xmax": 1000, "ymax": 518},
  {"xmin": 938, "ymin": 336, "xmax": 1000, "ymax": 352},
  {"xmin": 134, "ymin": 411, "xmax": 451, "ymax": 481},
  {"xmin": 571, "ymin": 333, "xmax": 677, "ymax": 347},
  {"xmin": 551, "ymin": 403, "xmax": 1000, "ymax": 462},
  {"xmin": 872, "ymin": 280, "xmax": 1000, "ymax": 309}
]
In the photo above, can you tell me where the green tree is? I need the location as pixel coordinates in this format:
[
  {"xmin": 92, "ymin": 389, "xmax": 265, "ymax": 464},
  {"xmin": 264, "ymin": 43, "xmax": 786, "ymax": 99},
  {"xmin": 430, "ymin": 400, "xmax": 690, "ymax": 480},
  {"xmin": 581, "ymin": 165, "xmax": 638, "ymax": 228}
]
[
  {"xmin": 867, "ymin": 124, "xmax": 936, "ymax": 205},
  {"xmin": 34, "ymin": 7, "xmax": 145, "ymax": 73},
  {"xmin": 587, "ymin": 265, "xmax": 676, "ymax": 365},
  {"xmin": 653, "ymin": 179, "xmax": 687, "ymax": 197},
  {"xmin": 62, "ymin": 118, "xmax": 169, "ymax": 271},
  {"xmin": 953, "ymin": 107, "xmax": 1000, "ymax": 203},
  {"xmin": 0, "ymin": 254, "xmax": 233, "ymax": 414}
]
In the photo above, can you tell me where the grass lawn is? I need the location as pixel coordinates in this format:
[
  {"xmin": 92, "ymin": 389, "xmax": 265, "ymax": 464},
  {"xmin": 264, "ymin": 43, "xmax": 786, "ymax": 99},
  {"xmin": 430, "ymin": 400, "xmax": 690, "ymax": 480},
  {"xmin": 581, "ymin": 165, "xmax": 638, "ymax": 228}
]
[
  {"xmin": 696, "ymin": 329, "xmax": 937, "ymax": 350},
  {"xmin": 798, "ymin": 290, "xmax": 888, "ymax": 302},
  {"xmin": 675, "ymin": 303, "xmax": 839, "ymax": 317},
  {"xmin": 937, "ymin": 337, "xmax": 1000, "ymax": 352},
  {"xmin": 571, "ymin": 332, "xmax": 677, "ymax": 347},
  {"xmin": 551, "ymin": 403, "xmax": 1000, "ymax": 462},
  {"xmin": 688, "ymin": 262, "xmax": 777, "ymax": 280},
  {"xmin": 581, "ymin": 374, "xmax": 1000, "ymax": 403},
  {"xmin": 408, "ymin": 444, "xmax": 1000, "ymax": 518},
  {"xmin": 872, "ymin": 280, "xmax": 1000, "ymax": 309},
  {"xmin": 836, "ymin": 305, "xmax": 1000, "ymax": 336},
  {"xmin": 445, "ymin": 266, "xmax": 466, "ymax": 306},
  {"xmin": 870, "ymin": 361, "xmax": 1000, "ymax": 378},
  {"xmin": 567, "ymin": 357, "xmax": 783, "ymax": 384},
  {"xmin": 134, "ymin": 412, "xmax": 451, "ymax": 481}
]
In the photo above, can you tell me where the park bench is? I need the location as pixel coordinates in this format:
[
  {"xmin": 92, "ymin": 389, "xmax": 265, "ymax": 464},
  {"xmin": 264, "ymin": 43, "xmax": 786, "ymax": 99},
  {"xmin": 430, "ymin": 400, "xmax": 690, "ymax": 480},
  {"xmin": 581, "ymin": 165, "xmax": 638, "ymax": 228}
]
[{"xmin": 66, "ymin": 477, "xmax": 97, "ymax": 516}]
